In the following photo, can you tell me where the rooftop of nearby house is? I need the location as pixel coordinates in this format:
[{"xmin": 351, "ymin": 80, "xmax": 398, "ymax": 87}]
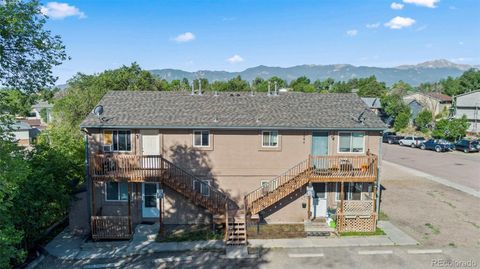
[
  {"xmin": 361, "ymin": 97, "xmax": 382, "ymax": 109},
  {"xmin": 32, "ymin": 101, "xmax": 53, "ymax": 110},
  {"xmin": 422, "ymin": 92, "xmax": 452, "ymax": 102},
  {"xmin": 80, "ymin": 91, "xmax": 387, "ymax": 130},
  {"xmin": 0, "ymin": 121, "xmax": 32, "ymax": 131}
]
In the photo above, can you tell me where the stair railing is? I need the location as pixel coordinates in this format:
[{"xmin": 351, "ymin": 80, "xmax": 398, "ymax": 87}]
[{"xmin": 244, "ymin": 158, "xmax": 311, "ymax": 212}]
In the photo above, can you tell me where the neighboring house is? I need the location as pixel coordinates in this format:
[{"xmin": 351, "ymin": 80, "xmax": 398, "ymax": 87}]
[
  {"xmin": 406, "ymin": 99, "xmax": 424, "ymax": 122},
  {"xmin": 31, "ymin": 101, "xmax": 53, "ymax": 125},
  {"xmin": 403, "ymin": 92, "xmax": 452, "ymax": 117},
  {"xmin": 79, "ymin": 91, "xmax": 386, "ymax": 243},
  {"xmin": 361, "ymin": 97, "xmax": 383, "ymax": 115},
  {"xmin": 1, "ymin": 121, "xmax": 32, "ymax": 147},
  {"xmin": 454, "ymin": 90, "xmax": 480, "ymax": 134}
]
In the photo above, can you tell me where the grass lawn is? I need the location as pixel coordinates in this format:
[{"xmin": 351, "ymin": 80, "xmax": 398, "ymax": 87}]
[
  {"xmin": 156, "ymin": 225, "xmax": 224, "ymax": 242},
  {"xmin": 340, "ymin": 228, "xmax": 386, "ymax": 236},
  {"xmin": 247, "ymin": 224, "xmax": 305, "ymax": 239}
]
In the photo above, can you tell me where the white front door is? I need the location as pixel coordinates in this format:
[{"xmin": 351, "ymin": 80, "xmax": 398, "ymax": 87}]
[
  {"xmin": 142, "ymin": 183, "xmax": 160, "ymax": 218},
  {"xmin": 141, "ymin": 130, "xmax": 160, "ymax": 168},
  {"xmin": 310, "ymin": 183, "xmax": 328, "ymax": 219}
]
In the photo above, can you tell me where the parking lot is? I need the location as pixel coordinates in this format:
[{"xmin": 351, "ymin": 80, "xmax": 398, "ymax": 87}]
[{"xmin": 382, "ymin": 143, "xmax": 480, "ymax": 191}]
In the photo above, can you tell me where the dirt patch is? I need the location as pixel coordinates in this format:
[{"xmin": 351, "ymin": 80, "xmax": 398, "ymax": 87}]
[
  {"xmin": 380, "ymin": 161, "xmax": 480, "ymax": 248},
  {"xmin": 247, "ymin": 224, "xmax": 305, "ymax": 239},
  {"xmin": 157, "ymin": 224, "xmax": 224, "ymax": 242}
]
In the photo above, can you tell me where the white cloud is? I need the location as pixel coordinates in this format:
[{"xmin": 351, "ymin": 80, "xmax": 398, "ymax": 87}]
[
  {"xmin": 366, "ymin": 23, "xmax": 380, "ymax": 29},
  {"xmin": 173, "ymin": 32, "xmax": 196, "ymax": 43},
  {"xmin": 384, "ymin": 16, "xmax": 416, "ymax": 29},
  {"xmin": 402, "ymin": 0, "xmax": 439, "ymax": 8},
  {"xmin": 227, "ymin": 54, "xmax": 244, "ymax": 64},
  {"xmin": 346, "ymin": 29, "xmax": 358, "ymax": 36},
  {"xmin": 40, "ymin": 2, "xmax": 85, "ymax": 19},
  {"xmin": 390, "ymin": 2, "xmax": 404, "ymax": 9}
]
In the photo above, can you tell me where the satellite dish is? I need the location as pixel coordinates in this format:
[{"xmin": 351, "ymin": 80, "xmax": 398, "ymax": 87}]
[{"xmin": 93, "ymin": 105, "xmax": 104, "ymax": 117}]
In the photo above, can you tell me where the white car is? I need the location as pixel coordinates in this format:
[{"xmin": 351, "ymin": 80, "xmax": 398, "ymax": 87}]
[{"xmin": 398, "ymin": 136, "xmax": 426, "ymax": 148}]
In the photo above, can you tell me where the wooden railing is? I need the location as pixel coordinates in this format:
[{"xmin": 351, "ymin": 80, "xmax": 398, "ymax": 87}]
[
  {"xmin": 245, "ymin": 159, "xmax": 310, "ymax": 209},
  {"xmin": 309, "ymin": 155, "xmax": 378, "ymax": 182},
  {"xmin": 245, "ymin": 154, "xmax": 378, "ymax": 215},
  {"xmin": 90, "ymin": 154, "xmax": 163, "ymax": 181},
  {"xmin": 91, "ymin": 216, "xmax": 132, "ymax": 240},
  {"xmin": 160, "ymin": 157, "xmax": 234, "ymax": 214}
]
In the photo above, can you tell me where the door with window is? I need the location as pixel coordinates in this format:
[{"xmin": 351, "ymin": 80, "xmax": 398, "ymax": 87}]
[
  {"xmin": 142, "ymin": 183, "xmax": 160, "ymax": 218},
  {"xmin": 310, "ymin": 183, "xmax": 327, "ymax": 219},
  {"xmin": 312, "ymin": 132, "xmax": 329, "ymax": 169}
]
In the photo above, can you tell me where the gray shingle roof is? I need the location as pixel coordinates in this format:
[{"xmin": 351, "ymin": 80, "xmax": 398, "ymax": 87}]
[{"xmin": 80, "ymin": 91, "xmax": 386, "ymax": 130}]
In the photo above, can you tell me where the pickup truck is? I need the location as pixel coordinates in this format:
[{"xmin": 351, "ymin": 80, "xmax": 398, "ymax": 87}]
[
  {"xmin": 382, "ymin": 131, "xmax": 404, "ymax": 144},
  {"xmin": 398, "ymin": 136, "xmax": 426, "ymax": 148}
]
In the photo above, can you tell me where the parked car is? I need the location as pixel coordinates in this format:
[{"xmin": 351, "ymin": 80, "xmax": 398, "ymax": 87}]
[
  {"xmin": 398, "ymin": 136, "xmax": 426, "ymax": 148},
  {"xmin": 453, "ymin": 139, "xmax": 479, "ymax": 153},
  {"xmin": 420, "ymin": 139, "xmax": 454, "ymax": 152},
  {"xmin": 382, "ymin": 131, "xmax": 404, "ymax": 144}
]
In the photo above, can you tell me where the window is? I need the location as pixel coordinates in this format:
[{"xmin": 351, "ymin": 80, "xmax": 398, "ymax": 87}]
[
  {"xmin": 193, "ymin": 180, "xmax": 211, "ymax": 196},
  {"xmin": 104, "ymin": 130, "xmax": 131, "ymax": 152},
  {"xmin": 105, "ymin": 182, "xmax": 128, "ymax": 201},
  {"xmin": 193, "ymin": 130, "xmax": 210, "ymax": 147},
  {"xmin": 338, "ymin": 132, "xmax": 364, "ymax": 153},
  {"xmin": 335, "ymin": 182, "xmax": 363, "ymax": 201},
  {"xmin": 262, "ymin": 131, "xmax": 278, "ymax": 147}
]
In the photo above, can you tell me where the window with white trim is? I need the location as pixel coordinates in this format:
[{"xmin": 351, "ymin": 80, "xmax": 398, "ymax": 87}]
[
  {"xmin": 105, "ymin": 182, "xmax": 128, "ymax": 201},
  {"xmin": 262, "ymin": 131, "xmax": 278, "ymax": 147},
  {"xmin": 193, "ymin": 130, "xmax": 210, "ymax": 147},
  {"xmin": 103, "ymin": 130, "xmax": 132, "ymax": 152},
  {"xmin": 193, "ymin": 179, "xmax": 211, "ymax": 196},
  {"xmin": 338, "ymin": 132, "xmax": 364, "ymax": 153}
]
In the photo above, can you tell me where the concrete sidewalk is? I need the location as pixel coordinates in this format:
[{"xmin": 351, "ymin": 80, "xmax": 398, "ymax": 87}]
[{"xmin": 45, "ymin": 221, "xmax": 417, "ymax": 260}]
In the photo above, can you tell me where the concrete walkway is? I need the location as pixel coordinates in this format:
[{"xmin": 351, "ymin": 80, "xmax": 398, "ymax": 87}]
[{"xmin": 45, "ymin": 221, "xmax": 417, "ymax": 260}]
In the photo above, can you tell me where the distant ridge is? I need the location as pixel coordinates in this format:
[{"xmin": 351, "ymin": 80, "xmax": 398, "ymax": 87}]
[{"xmin": 150, "ymin": 59, "xmax": 479, "ymax": 86}]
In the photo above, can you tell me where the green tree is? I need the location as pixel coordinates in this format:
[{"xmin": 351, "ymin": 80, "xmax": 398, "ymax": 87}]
[
  {"xmin": 331, "ymin": 81, "xmax": 351, "ymax": 93},
  {"xmin": 290, "ymin": 76, "xmax": 312, "ymax": 92},
  {"xmin": 314, "ymin": 78, "xmax": 335, "ymax": 93},
  {"xmin": 0, "ymin": 0, "xmax": 67, "ymax": 94},
  {"xmin": 458, "ymin": 69, "xmax": 480, "ymax": 94},
  {"xmin": 381, "ymin": 94, "xmax": 410, "ymax": 118},
  {"xmin": 393, "ymin": 111, "xmax": 410, "ymax": 132},
  {"xmin": 227, "ymin": 75, "xmax": 249, "ymax": 91},
  {"xmin": 432, "ymin": 116, "xmax": 470, "ymax": 141},
  {"xmin": 440, "ymin": 76, "xmax": 461, "ymax": 96},
  {"xmin": 391, "ymin": 80, "xmax": 413, "ymax": 96},
  {"xmin": 415, "ymin": 109, "xmax": 433, "ymax": 133},
  {"xmin": 356, "ymin": 76, "xmax": 387, "ymax": 97},
  {"xmin": 0, "ymin": 89, "xmax": 35, "ymax": 116}
]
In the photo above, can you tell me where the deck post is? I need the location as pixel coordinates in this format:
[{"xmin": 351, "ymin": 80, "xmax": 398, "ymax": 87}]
[{"xmin": 128, "ymin": 182, "xmax": 132, "ymax": 235}]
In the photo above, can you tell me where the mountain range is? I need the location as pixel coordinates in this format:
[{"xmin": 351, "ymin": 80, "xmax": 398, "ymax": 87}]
[{"xmin": 150, "ymin": 59, "xmax": 478, "ymax": 86}]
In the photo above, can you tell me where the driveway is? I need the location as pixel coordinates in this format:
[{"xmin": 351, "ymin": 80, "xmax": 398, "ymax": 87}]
[{"xmin": 382, "ymin": 143, "xmax": 480, "ymax": 191}]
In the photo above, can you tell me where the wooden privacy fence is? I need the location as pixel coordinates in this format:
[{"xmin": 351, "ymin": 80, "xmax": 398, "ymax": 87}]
[
  {"xmin": 337, "ymin": 200, "xmax": 376, "ymax": 232},
  {"xmin": 91, "ymin": 216, "xmax": 132, "ymax": 240}
]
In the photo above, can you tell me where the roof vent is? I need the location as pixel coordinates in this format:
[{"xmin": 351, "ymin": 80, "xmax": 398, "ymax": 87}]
[
  {"xmin": 267, "ymin": 81, "xmax": 272, "ymax": 96},
  {"xmin": 198, "ymin": 81, "xmax": 202, "ymax": 95},
  {"xmin": 274, "ymin": 81, "xmax": 278, "ymax": 96},
  {"xmin": 191, "ymin": 83, "xmax": 195, "ymax": 95},
  {"xmin": 214, "ymin": 91, "xmax": 218, "ymax": 97}
]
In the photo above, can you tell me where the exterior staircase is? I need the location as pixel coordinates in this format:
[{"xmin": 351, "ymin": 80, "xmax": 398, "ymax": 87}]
[
  {"xmin": 245, "ymin": 159, "xmax": 312, "ymax": 216},
  {"xmin": 160, "ymin": 157, "xmax": 232, "ymax": 215},
  {"xmin": 225, "ymin": 210, "xmax": 247, "ymax": 245},
  {"xmin": 304, "ymin": 220, "xmax": 335, "ymax": 237}
]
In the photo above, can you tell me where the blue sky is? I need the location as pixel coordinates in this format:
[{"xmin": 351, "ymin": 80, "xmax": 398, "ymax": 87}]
[{"xmin": 42, "ymin": 0, "xmax": 480, "ymax": 84}]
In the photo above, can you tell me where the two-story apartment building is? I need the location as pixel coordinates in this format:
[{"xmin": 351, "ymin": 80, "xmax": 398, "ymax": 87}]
[{"xmin": 80, "ymin": 91, "xmax": 386, "ymax": 243}]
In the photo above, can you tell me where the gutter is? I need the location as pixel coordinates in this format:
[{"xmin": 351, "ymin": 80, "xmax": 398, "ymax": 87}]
[{"xmin": 79, "ymin": 124, "xmax": 386, "ymax": 131}]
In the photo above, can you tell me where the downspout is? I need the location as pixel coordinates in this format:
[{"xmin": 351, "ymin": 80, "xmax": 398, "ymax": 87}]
[
  {"xmin": 84, "ymin": 133, "xmax": 91, "ymax": 230},
  {"xmin": 376, "ymin": 130, "xmax": 383, "ymax": 216}
]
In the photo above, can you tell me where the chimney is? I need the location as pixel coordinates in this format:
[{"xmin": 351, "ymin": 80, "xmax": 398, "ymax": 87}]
[
  {"xmin": 198, "ymin": 80, "xmax": 202, "ymax": 95},
  {"xmin": 268, "ymin": 81, "xmax": 271, "ymax": 96},
  {"xmin": 274, "ymin": 81, "xmax": 278, "ymax": 96}
]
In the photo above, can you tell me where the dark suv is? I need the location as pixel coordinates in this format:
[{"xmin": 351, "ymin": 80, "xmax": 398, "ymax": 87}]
[
  {"xmin": 382, "ymin": 132, "xmax": 404, "ymax": 144},
  {"xmin": 454, "ymin": 139, "xmax": 479, "ymax": 153}
]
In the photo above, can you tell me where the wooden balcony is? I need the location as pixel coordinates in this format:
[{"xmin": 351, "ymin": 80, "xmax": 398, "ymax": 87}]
[
  {"xmin": 309, "ymin": 154, "xmax": 378, "ymax": 183},
  {"xmin": 89, "ymin": 154, "xmax": 164, "ymax": 182}
]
